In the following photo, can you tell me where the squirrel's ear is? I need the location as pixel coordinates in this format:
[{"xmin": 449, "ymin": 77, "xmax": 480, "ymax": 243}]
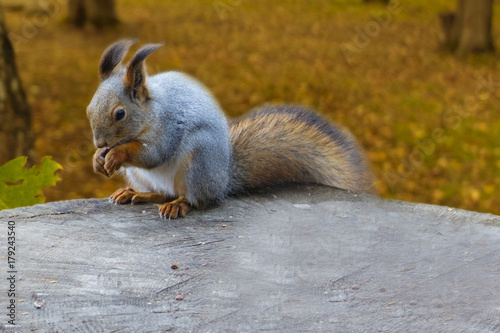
[
  {"xmin": 124, "ymin": 42, "xmax": 164, "ymax": 101},
  {"xmin": 99, "ymin": 39, "xmax": 137, "ymax": 81}
]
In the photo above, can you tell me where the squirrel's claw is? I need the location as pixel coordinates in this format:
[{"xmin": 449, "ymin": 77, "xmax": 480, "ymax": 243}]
[
  {"xmin": 110, "ymin": 187, "xmax": 136, "ymax": 204},
  {"xmin": 104, "ymin": 148, "xmax": 125, "ymax": 176},
  {"xmin": 159, "ymin": 196, "xmax": 191, "ymax": 219},
  {"xmin": 93, "ymin": 147, "xmax": 110, "ymax": 177}
]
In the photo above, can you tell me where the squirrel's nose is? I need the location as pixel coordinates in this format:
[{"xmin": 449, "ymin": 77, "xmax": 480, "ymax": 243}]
[{"xmin": 94, "ymin": 136, "xmax": 107, "ymax": 149}]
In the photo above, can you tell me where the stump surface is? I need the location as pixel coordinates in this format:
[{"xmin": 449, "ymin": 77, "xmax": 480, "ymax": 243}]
[{"xmin": 1, "ymin": 186, "xmax": 500, "ymax": 332}]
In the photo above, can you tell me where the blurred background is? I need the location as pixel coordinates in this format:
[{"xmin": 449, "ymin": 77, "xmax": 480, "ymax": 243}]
[{"xmin": 1, "ymin": 0, "xmax": 499, "ymax": 215}]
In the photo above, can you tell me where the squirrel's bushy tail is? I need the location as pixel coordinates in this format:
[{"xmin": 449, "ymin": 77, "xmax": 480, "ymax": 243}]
[{"xmin": 229, "ymin": 105, "xmax": 375, "ymax": 195}]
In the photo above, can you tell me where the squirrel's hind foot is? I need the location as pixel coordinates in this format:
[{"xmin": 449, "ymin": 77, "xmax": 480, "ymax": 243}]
[{"xmin": 158, "ymin": 196, "xmax": 191, "ymax": 219}]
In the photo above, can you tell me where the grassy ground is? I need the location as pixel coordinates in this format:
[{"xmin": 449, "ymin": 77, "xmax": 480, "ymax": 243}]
[{"xmin": 4, "ymin": 0, "xmax": 500, "ymax": 215}]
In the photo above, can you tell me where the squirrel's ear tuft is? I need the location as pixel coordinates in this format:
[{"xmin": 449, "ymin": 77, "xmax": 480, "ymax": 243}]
[
  {"xmin": 99, "ymin": 39, "xmax": 137, "ymax": 81},
  {"xmin": 124, "ymin": 42, "xmax": 164, "ymax": 102}
]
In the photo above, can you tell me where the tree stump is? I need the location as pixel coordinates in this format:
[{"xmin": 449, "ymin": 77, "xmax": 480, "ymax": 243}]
[{"xmin": 1, "ymin": 186, "xmax": 500, "ymax": 331}]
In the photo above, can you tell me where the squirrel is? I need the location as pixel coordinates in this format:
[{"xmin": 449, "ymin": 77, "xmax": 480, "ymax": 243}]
[{"xmin": 87, "ymin": 39, "xmax": 375, "ymax": 219}]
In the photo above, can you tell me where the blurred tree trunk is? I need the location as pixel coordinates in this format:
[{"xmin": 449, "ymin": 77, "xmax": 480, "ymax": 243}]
[
  {"xmin": 364, "ymin": 0, "xmax": 389, "ymax": 3},
  {"xmin": 68, "ymin": 0, "xmax": 118, "ymax": 28},
  {"xmin": 440, "ymin": 0, "xmax": 494, "ymax": 56},
  {"xmin": 0, "ymin": 5, "xmax": 34, "ymax": 165}
]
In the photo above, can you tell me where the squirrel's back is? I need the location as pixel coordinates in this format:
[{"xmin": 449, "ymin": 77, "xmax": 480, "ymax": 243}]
[{"xmin": 229, "ymin": 105, "xmax": 375, "ymax": 195}]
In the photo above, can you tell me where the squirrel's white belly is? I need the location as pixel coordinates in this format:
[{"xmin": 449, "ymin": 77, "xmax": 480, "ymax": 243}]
[{"xmin": 122, "ymin": 161, "xmax": 181, "ymax": 196}]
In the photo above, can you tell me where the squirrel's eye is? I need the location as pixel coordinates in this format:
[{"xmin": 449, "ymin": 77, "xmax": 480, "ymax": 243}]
[{"xmin": 115, "ymin": 109, "xmax": 126, "ymax": 121}]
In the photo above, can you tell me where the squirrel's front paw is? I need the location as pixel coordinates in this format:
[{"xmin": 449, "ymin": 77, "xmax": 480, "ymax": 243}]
[
  {"xmin": 93, "ymin": 147, "xmax": 110, "ymax": 177},
  {"xmin": 104, "ymin": 147, "xmax": 126, "ymax": 176},
  {"xmin": 110, "ymin": 187, "xmax": 136, "ymax": 204}
]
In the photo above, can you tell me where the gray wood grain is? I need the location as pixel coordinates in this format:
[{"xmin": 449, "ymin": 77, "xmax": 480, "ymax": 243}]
[{"xmin": 1, "ymin": 186, "xmax": 500, "ymax": 332}]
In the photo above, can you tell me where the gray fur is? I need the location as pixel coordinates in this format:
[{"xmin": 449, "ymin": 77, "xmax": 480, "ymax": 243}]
[
  {"xmin": 87, "ymin": 42, "xmax": 231, "ymax": 207},
  {"xmin": 88, "ymin": 40, "xmax": 374, "ymax": 212}
]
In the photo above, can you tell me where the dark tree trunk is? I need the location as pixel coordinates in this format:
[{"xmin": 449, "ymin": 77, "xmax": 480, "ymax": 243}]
[
  {"xmin": 68, "ymin": 0, "xmax": 86, "ymax": 28},
  {"xmin": 364, "ymin": 0, "xmax": 390, "ymax": 3},
  {"xmin": 68, "ymin": 0, "xmax": 118, "ymax": 28},
  {"xmin": 0, "ymin": 5, "xmax": 34, "ymax": 165},
  {"xmin": 440, "ymin": 0, "xmax": 494, "ymax": 56}
]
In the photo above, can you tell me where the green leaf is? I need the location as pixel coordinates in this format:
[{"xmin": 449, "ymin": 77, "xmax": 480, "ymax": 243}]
[{"xmin": 0, "ymin": 156, "xmax": 62, "ymax": 210}]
